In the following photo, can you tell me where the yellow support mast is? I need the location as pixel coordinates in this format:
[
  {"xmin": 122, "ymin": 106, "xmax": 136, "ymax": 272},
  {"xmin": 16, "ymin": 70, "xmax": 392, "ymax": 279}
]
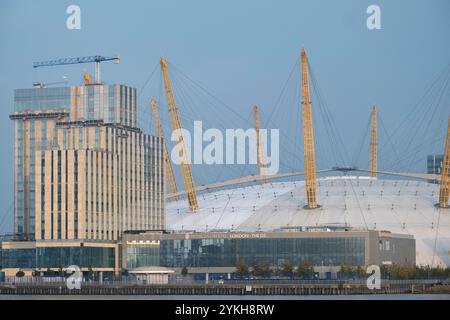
[
  {"xmin": 438, "ymin": 114, "xmax": 450, "ymax": 208},
  {"xmin": 253, "ymin": 105, "xmax": 267, "ymax": 184},
  {"xmin": 369, "ymin": 105, "xmax": 378, "ymax": 178},
  {"xmin": 160, "ymin": 57, "xmax": 199, "ymax": 212},
  {"xmin": 150, "ymin": 97, "xmax": 179, "ymax": 201},
  {"xmin": 301, "ymin": 48, "xmax": 318, "ymax": 209}
]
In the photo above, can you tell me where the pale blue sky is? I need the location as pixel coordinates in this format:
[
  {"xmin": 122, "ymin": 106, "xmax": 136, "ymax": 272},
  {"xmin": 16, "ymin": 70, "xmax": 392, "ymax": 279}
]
[{"xmin": 0, "ymin": 0, "xmax": 449, "ymax": 233}]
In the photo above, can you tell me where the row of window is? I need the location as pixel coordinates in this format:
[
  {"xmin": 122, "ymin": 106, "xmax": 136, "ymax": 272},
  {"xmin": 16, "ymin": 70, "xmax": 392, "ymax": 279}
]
[{"xmin": 126, "ymin": 237, "xmax": 366, "ymax": 269}]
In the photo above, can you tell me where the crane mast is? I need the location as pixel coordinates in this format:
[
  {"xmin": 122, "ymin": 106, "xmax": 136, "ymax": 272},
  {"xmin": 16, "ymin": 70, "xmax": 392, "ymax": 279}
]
[
  {"xmin": 439, "ymin": 114, "xmax": 450, "ymax": 208},
  {"xmin": 160, "ymin": 57, "xmax": 199, "ymax": 212},
  {"xmin": 369, "ymin": 105, "xmax": 378, "ymax": 178},
  {"xmin": 150, "ymin": 97, "xmax": 179, "ymax": 200},
  {"xmin": 301, "ymin": 48, "xmax": 318, "ymax": 209},
  {"xmin": 253, "ymin": 105, "xmax": 268, "ymax": 184}
]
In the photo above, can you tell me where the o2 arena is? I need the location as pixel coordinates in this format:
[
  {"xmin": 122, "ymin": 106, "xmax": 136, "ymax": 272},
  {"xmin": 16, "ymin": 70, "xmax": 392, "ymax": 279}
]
[
  {"xmin": 124, "ymin": 49, "xmax": 450, "ymax": 274},
  {"xmin": 165, "ymin": 175, "xmax": 449, "ymax": 267}
]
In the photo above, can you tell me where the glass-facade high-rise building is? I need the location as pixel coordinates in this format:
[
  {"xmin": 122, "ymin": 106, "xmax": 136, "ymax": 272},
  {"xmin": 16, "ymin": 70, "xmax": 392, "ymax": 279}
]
[
  {"xmin": 427, "ymin": 154, "xmax": 444, "ymax": 175},
  {"xmin": 427, "ymin": 154, "xmax": 444, "ymax": 184},
  {"xmin": 10, "ymin": 84, "xmax": 165, "ymax": 241}
]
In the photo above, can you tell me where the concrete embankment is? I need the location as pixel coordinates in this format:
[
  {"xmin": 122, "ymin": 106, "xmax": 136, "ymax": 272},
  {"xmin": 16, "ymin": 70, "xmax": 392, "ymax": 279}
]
[{"xmin": 0, "ymin": 281, "xmax": 448, "ymax": 295}]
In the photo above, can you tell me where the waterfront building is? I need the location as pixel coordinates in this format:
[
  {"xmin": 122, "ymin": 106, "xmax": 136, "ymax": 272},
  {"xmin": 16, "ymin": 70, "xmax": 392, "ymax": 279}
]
[
  {"xmin": 1, "ymin": 84, "xmax": 165, "ymax": 276},
  {"xmin": 123, "ymin": 229, "xmax": 415, "ymax": 279}
]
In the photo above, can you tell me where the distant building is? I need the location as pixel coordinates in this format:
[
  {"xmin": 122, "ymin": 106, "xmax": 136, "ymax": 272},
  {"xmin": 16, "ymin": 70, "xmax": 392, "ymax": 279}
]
[
  {"xmin": 2, "ymin": 84, "xmax": 165, "ymax": 277},
  {"xmin": 427, "ymin": 154, "xmax": 444, "ymax": 175},
  {"xmin": 427, "ymin": 154, "xmax": 443, "ymax": 184}
]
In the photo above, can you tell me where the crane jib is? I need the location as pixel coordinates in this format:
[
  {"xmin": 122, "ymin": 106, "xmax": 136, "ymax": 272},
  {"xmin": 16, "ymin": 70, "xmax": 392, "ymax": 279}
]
[{"xmin": 33, "ymin": 55, "xmax": 119, "ymax": 68}]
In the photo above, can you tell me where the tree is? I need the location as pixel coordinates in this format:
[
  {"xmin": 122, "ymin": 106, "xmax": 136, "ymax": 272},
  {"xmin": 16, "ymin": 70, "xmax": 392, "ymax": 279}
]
[
  {"xmin": 339, "ymin": 265, "xmax": 354, "ymax": 278},
  {"xmin": 297, "ymin": 261, "xmax": 313, "ymax": 279},
  {"xmin": 16, "ymin": 270, "xmax": 25, "ymax": 278},
  {"xmin": 253, "ymin": 261, "xmax": 271, "ymax": 277},
  {"xmin": 280, "ymin": 260, "xmax": 294, "ymax": 277},
  {"xmin": 87, "ymin": 267, "xmax": 94, "ymax": 280},
  {"xmin": 355, "ymin": 266, "xmax": 364, "ymax": 278},
  {"xmin": 47, "ymin": 268, "xmax": 56, "ymax": 277},
  {"xmin": 235, "ymin": 258, "xmax": 249, "ymax": 277},
  {"xmin": 181, "ymin": 266, "xmax": 188, "ymax": 277}
]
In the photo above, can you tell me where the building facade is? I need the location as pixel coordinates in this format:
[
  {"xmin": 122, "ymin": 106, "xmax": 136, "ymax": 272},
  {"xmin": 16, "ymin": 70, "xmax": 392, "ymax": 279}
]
[
  {"xmin": 1, "ymin": 84, "xmax": 165, "ymax": 276},
  {"xmin": 123, "ymin": 229, "xmax": 416, "ymax": 276},
  {"xmin": 10, "ymin": 85, "xmax": 165, "ymax": 241},
  {"xmin": 427, "ymin": 154, "xmax": 444, "ymax": 175}
]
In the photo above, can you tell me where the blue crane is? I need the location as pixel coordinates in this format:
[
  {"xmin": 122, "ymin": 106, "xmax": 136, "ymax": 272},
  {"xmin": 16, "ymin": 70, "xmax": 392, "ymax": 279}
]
[{"xmin": 33, "ymin": 55, "xmax": 120, "ymax": 84}]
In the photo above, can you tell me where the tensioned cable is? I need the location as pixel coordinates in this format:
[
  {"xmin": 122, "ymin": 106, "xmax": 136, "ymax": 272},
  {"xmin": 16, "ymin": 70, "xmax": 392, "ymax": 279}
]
[
  {"xmin": 377, "ymin": 63, "xmax": 450, "ymax": 171},
  {"xmin": 404, "ymin": 68, "xmax": 450, "ymax": 172},
  {"xmin": 166, "ymin": 60, "xmax": 303, "ymax": 176},
  {"xmin": 169, "ymin": 60, "xmax": 305, "ymax": 172},
  {"xmin": 351, "ymin": 114, "xmax": 371, "ymax": 168}
]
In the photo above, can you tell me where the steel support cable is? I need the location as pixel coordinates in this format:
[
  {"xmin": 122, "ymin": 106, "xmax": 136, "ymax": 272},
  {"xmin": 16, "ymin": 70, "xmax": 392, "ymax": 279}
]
[
  {"xmin": 263, "ymin": 57, "xmax": 300, "ymax": 127},
  {"xmin": 347, "ymin": 176, "xmax": 368, "ymax": 229},
  {"xmin": 377, "ymin": 64, "xmax": 450, "ymax": 171},
  {"xmin": 257, "ymin": 69, "xmax": 309, "ymax": 172},
  {"xmin": 384, "ymin": 135, "xmax": 444, "ymax": 172},
  {"xmin": 253, "ymin": 57, "xmax": 315, "ymax": 162},
  {"xmin": 170, "ymin": 66, "xmax": 251, "ymax": 139},
  {"xmin": 378, "ymin": 114, "xmax": 403, "ymax": 171},
  {"xmin": 380, "ymin": 70, "xmax": 448, "ymax": 172},
  {"xmin": 135, "ymin": 62, "xmax": 161, "ymax": 133},
  {"xmin": 168, "ymin": 74, "xmax": 217, "ymax": 185},
  {"xmin": 137, "ymin": 62, "xmax": 160, "ymax": 99},
  {"xmin": 212, "ymin": 111, "xmax": 253, "ymax": 184},
  {"xmin": 170, "ymin": 69, "xmax": 268, "ymax": 180},
  {"xmin": 168, "ymin": 61, "xmax": 246, "ymax": 123},
  {"xmin": 293, "ymin": 70, "xmax": 301, "ymax": 177},
  {"xmin": 311, "ymin": 90, "xmax": 341, "ymax": 166},
  {"xmin": 170, "ymin": 60, "xmax": 306, "ymax": 175},
  {"xmin": 351, "ymin": 115, "xmax": 372, "ymax": 168},
  {"xmin": 307, "ymin": 59, "xmax": 350, "ymax": 166},
  {"xmin": 308, "ymin": 61, "xmax": 349, "ymax": 166},
  {"xmin": 404, "ymin": 68, "xmax": 450, "ymax": 172},
  {"xmin": 160, "ymin": 104, "xmax": 260, "ymax": 183},
  {"xmin": 377, "ymin": 63, "xmax": 450, "ymax": 153},
  {"xmin": 169, "ymin": 71, "xmax": 262, "ymax": 184},
  {"xmin": 384, "ymin": 135, "xmax": 446, "ymax": 172}
]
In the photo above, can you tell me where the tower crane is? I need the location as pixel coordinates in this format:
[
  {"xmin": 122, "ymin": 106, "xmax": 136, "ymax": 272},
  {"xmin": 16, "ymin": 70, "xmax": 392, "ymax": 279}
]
[
  {"xmin": 33, "ymin": 55, "xmax": 120, "ymax": 84},
  {"xmin": 301, "ymin": 47, "xmax": 318, "ymax": 209},
  {"xmin": 369, "ymin": 105, "xmax": 378, "ymax": 178},
  {"xmin": 32, "ymin": 76, "xmax": 69, "ymax": 88},
  {"xmin": 150, "ymin": 97, "xmax": 179, "ymax": 200},
  {"xmin": 160, "ymin": 57, "xmax": 199, "ymax": 212}
]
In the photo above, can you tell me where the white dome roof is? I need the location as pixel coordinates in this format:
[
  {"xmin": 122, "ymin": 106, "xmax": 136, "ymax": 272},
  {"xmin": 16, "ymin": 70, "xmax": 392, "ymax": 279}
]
[{"xmin": 166, "ymin": 176, "xmax": 450, "ymax": 267}]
